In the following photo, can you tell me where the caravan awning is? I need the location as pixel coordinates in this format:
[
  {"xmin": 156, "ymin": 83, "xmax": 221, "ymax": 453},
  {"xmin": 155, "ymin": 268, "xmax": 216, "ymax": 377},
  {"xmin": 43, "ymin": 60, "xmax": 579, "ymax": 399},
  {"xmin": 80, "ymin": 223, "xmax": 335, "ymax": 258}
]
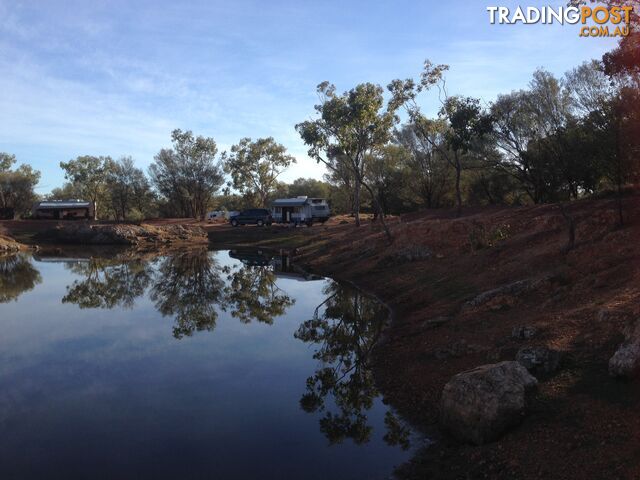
[
  {"xmin": 35, "ymin": 201, "xmax": 92, "ymax": 209},
  {"xmin": 271, "ymin": 198, "xmax": 307, "ymax": 207}
]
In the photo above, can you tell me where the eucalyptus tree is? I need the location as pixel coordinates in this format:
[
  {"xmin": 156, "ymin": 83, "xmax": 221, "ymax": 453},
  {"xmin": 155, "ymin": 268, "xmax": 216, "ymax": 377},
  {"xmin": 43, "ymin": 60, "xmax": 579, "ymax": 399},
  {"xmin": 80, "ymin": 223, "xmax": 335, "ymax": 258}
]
[
  {"xmin": 440, "ymin": 96, "xmax": 494, "ymax": 215},
  {"xmin": 364, "ymin": 144, "xmax": 412, "ymax": 216},
  {"xmin": 59, "ymin": 155, "xmax": 110, "ymax": 219},
  {"xmin": 287, "ymin": 178, "xmax": 331, "ymax": 199},
  {"xmin": 394, "ymin": 122, "xmax": 451, "ymax": 209},
  {"xmin": 105, "ymin": 156, "xmax": 154, "ymax": 221},
  {"xmin": 390, "ymin": 63, "xmax": 494, "ymax": 216},
  {"xmin": 296, "ymin": 81, "xmax": 398, "ymax": 240},
  {"xmin": 149, "ymin": 129, "xmax": 224, "ymax": 219},
  {"xmin": 489, "ymin": 69, "xmax": 579, "ymax": 204},
  {"xmin": 224, "ymin": 137, "xmax": 296, "ymax": 207},
  {"xmin": 0, "ymin": 152, "xmax": 15, "ymax": 172},
  {"xmin": 0, "ymin": 153, "xmax": 41, "ymax": 218}
]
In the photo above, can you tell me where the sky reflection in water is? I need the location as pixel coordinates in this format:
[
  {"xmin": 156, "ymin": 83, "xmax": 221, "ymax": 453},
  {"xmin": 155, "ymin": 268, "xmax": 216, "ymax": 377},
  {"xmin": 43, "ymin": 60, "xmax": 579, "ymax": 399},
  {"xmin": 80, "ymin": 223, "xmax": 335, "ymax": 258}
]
[{"xmin": 0, "ymin": 249, "xmax": 416, "ymax": 479}]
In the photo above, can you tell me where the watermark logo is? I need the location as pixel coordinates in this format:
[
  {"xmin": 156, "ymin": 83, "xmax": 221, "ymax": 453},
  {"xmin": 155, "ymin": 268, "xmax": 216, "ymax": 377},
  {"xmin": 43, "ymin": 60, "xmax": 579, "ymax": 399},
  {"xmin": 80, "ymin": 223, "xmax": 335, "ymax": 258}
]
[{"xmin": 487, "ymin": 5, "xmax": 634, "ymax": 37}]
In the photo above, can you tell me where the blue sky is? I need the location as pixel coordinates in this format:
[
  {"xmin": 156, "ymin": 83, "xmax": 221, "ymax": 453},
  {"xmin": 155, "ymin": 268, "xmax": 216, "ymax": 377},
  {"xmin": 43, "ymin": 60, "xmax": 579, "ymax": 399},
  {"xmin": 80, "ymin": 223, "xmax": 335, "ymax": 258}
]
[{"xmin": 0, "ymin": 0, "xmax": 617, "ymax": 194}]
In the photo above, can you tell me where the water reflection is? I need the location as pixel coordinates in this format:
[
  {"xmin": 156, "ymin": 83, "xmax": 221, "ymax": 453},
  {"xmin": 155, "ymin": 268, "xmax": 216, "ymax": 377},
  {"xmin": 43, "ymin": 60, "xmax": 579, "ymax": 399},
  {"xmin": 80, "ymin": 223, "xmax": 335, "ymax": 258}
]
[
  {"xmin": 62, "ymin": 258, "xmax": 152, "ymax": 309},
  {"xmin": 149, "ymin": 251, "xmax": 225, "ymax": 338},
  {"xmin": 0, "ymin": 254, "xmax": 42, "ymax": 303},
  {"xmin": 295, "ymin": 283, "xmax": 412, "ymax": 449},
  {"xmin": 223, "ymin": 256, "xmax": 294, "ymax": 325},
  {"xmin": 0, "ymin": 250, "xmax": 415, "ymax": 477},
  {"xmin": 57, "ymin": 248, "xmax": 295, "ymax": 338}
]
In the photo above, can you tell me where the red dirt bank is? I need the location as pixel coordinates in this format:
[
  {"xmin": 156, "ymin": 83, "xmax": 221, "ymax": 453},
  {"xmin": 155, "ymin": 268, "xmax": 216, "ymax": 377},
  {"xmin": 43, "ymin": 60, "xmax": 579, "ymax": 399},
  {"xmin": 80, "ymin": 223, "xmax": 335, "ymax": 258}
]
[{"xmin": 292, "ymin": 194, "xmax": 640, "ymax": 480}]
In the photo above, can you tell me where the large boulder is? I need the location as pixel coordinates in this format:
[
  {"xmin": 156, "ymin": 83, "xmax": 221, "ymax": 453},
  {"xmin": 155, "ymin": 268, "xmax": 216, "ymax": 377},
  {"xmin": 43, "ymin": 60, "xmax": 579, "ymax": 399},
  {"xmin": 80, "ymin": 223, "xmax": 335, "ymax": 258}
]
[
  {"xmin": 440, "ymin": 361, "xmax": 538, "ymax": 444},
  {"xmin": 516, "ymin": 346, "xmax": 562, "ymax": 375},
  {"xmin": 609, "ymin": 320, "xmax": 640, "ymax": 378}
]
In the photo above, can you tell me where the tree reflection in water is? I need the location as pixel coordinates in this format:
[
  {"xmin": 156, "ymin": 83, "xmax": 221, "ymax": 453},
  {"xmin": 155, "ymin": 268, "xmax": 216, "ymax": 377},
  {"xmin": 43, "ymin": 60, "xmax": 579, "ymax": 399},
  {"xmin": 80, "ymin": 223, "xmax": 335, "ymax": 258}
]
[
  {"xmin": 2, "ymin": 250, "xmax": 414, "ymax": 453},
  {"xmin": 0, "ymin": 254, "xmax": 42, "ymax": 303},
  {"xmin": 149, "ymin": 251, "xmax": 225, "ymax": 338},
  {"xmin": 63, "ymin": 258, "xmax": 152, "ymax": 309},
  {"xmin": 58, "ymin": 248, "xmax": 294, "ymax": 338},
  {"xmin": 224, "ymin": 250, "xmax": 294, "ymax": 324},
  {"xmin": 295, "ymin": 282, "xmax": 412, "ymax": 449}
]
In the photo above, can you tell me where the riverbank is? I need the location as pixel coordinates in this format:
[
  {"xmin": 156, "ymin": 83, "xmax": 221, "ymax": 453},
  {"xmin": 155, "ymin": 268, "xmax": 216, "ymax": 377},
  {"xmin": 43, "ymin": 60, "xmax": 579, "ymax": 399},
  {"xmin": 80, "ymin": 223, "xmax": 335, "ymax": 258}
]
[
  {"xmin": 1, "ymin": 195, "xmax": 639, "ymax": 478},
  {"xmin": 0, "ymin": 234, "xmax": 27, "ymax": 253},
  {"xmin": 292, "ymin": 195, "xmax": 640, "ymax": 479}
]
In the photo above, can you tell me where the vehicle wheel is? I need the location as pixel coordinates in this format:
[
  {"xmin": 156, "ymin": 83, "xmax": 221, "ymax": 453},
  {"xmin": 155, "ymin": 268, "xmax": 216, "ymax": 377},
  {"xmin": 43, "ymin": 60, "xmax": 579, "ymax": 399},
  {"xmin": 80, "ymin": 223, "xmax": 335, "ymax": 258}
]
[
  {"xmin": 231, "ymin": 219, "xmax": 239, "ymax": 227},
  {"xmin": 257, "ymin": 219, "xmax": 264, "ymax": 227}
]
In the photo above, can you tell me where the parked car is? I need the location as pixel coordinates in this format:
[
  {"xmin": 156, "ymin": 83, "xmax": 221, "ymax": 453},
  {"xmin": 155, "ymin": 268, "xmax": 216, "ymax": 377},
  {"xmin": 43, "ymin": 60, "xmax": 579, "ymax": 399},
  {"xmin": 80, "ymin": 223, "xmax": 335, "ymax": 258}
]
[{"xmin": 229, "ymin": 209, "xmax": 273, "ymax": 227}]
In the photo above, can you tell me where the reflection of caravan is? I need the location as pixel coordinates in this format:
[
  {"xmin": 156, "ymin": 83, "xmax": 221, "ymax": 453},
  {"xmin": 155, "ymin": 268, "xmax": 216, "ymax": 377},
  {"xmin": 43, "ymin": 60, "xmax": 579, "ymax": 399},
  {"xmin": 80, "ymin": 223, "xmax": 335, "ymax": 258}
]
[{"xmin": 270, "ymin": 197, "xmax": 330, "ymax": 226}]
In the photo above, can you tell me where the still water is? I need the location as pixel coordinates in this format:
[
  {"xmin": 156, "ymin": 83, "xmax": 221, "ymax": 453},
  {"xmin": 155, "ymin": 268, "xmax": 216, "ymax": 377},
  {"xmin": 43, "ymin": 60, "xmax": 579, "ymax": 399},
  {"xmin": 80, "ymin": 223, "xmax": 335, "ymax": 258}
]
[{"xmin": 0, "ymin": 249, "xmax": 416, "ymax": 479}]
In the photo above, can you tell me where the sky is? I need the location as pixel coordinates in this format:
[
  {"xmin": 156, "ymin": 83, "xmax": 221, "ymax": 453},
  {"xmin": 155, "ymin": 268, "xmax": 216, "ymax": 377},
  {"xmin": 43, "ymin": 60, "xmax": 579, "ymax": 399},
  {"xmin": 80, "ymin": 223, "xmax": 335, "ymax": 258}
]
[{"xmin": 0, "ymin": 0, "xmax": 618, "ymax": 195}]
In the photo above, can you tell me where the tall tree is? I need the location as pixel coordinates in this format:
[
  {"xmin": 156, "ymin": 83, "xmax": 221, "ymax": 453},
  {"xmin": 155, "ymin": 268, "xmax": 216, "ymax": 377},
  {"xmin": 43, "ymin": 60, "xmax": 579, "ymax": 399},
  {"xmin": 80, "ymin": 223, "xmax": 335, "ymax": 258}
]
[
  {"xmin": 490, "ymin": 70, "xmax": 575, "ymax": 204},
  {"xmin": 105, "ymin": 156, "xmax": 154, "ymax": 221},
  {"xmin": 224, "ymin": 137, "xmax": 296, "ymax": 207},
  {"xmin": 395, "ymin": 122, "xmax": 451, "ymax": 209},
  {"xmin": 440, "ymin": 96, "xmax": 494, "ymax": 215},
  {"xmin": 0, "ymin": 153, "xmax": 41, "ymax": 218},
  {"xmin": 296, "ymin": 81, "xmax": 398, "ymax": 240},
  {"xmin": 364, "ymin": 144, "xmax": 412, "ymax": 216},
  {"xmin": 59, "ymin": 155, "xmax": 110, "ymax": 219},
  {"xmin": 390, "ymin": 62, "xmax": 495, "ymax": 216},
  {"xmin": 149, "ymin": 129, "xmax": 224, "ymax": 219}
]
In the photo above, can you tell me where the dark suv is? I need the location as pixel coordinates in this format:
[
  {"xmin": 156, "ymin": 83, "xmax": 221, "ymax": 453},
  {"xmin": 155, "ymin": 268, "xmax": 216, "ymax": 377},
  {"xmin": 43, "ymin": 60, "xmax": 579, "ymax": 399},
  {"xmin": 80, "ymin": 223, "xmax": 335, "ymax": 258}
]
[{"xmin": 230, "ymin": 209, "xmax": 273, "ymax": 227}]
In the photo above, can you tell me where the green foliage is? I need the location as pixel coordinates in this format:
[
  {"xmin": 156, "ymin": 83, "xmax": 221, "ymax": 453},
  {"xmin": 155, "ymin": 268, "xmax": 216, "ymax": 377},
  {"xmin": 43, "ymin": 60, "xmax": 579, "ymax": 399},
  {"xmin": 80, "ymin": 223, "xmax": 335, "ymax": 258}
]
[
  {"xmin": 287, "ymin": 177, "xmax": 331, "ymax": 199},
  {"xmin": 105, "ymin": 156, "xmax": 154, "ymax": 221},
  {"xmin": 394, "ymin": 122, "xmax": 452, "ymax": 209},
  {"xmin": 223, "ymin": 262, "xmax": 294, "ymax": 324},
  {"xmin": 59, "ymin": 156, "xmax": 110, "ymax": 217},
  {"xmin": 0, "ymin": 255, "xmax": 42, "ymax": 303},
  {"xmin": 224, "ymin": 137, "xmax": 296, "ymax": 207},
  {"xmin": 297, "ymin": 81, "xmax": 399, "ymax": 234},
  {"xmin": 0, "ymin": 153, "xmax": 41, "ymax": 217},
  {"xmin": 149, "ymin": 129, "xmax": 225, "ymax": 219},
  {"xmin": 0, "ymin": 152, "xmax": 16, "ymax": 173},
  {"xmin": 295, "ymin": 283, "xmax": 409, "ymax": 447}
]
